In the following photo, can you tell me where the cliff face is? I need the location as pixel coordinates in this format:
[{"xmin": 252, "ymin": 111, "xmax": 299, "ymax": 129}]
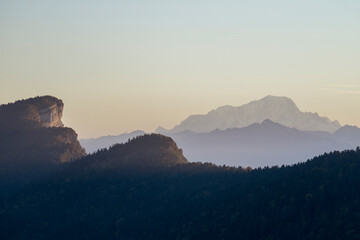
[
  {"xmin": 39, "ymin": 102, "xmax": 64, "ymax": 127},
  {"xmin": 0, "ymin": 96, "xmax": 86, "ymax": 189},
  {"xmin": 0, "ymin": 96, "xmax": 66, "ymax": 130}
]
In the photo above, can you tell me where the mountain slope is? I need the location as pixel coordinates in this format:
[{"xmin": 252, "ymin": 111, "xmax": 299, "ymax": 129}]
[
  {"xmin": 0, "ymin": 96, "xmax": 86, "ymax": 189},
  {"xmin": 1, "ymin": 148, "xmax": 359, "ymax": 239},
  {"xmin": 80, "ymin": 130, "xmax": 145, "ymax": 153},
  {"xmin": 167, "ymin": 120, "xmax": 352, "ymax": 167},
  {"xmin": 334, "ymin": 125, "xmax": 360, "ymax": 147},
  {"xmin": 81, "ymin": 120, "xmax": 356, "ymax": 168},
  {"xmin": 69, "ymin": 134, "xmax": 187, "ymax": 173},
  {"xmin": 157, "ymin": 95, "xmax": 341, "ymax": 134}
]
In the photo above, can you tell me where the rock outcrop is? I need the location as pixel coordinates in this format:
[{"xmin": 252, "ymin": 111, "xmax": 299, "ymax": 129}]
[
  {"xmin": 0, "ymin": 96, "xmax": 86, "ymax": 189},
  {"xmin": 39, "ymin": 102, "xmax": 64, "ymax": 127},
  {"xmin": 0, "ymin": 95, "xmax": 66, "ymax": 129}
]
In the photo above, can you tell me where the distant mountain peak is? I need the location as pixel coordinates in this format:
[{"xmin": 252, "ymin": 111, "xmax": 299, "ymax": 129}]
[
  {"xmin": 249, "ymin": 95, "xmax": 299, "ymax": 113},
  {"xmin": 262, "ymin": 95, "xmax": 293, "ymax": 101},
  {"xmin": 156, "ymin": 96, "xmax": 341, "ymax": 134},
  {"xmin": 155, "ymin": 126, "xmax": 168, "ymax": 134},
  {"xmin": 261, "ymin": 119, "xmax": 280, "ymax": 126}
]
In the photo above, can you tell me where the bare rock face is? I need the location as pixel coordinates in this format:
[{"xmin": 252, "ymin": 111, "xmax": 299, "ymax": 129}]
[
  {"xmin": 39, "ymin": 102, "xmax": 64, "ymax": 128},
  {"xmin": 0, "ymin": 95, "xmax": 67, "ymax": 130}
]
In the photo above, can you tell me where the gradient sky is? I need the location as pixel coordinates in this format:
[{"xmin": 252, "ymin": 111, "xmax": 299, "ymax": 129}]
[{"xmin": 1, "ymin": 0, "xmax": 359, "ymax": 138}]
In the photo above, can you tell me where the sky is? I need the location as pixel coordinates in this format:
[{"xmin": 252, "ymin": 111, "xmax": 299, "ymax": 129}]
[{"xmin": 0, "ymin": 0, "xmax": 359, "ymax": 138}]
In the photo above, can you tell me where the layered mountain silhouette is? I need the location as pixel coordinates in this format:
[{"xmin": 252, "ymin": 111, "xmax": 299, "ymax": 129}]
[
  {"xmin": 1, "ymin": 95, "xmax": 360, "ymax": 239},
  {"xmin": 0, "ymin": 96, "xmax": 85, "ymax": 189},
  {"xmin": 156, "ymin": 95, "xmax": 341, "ymax": 134},
  {"xmin": 82, "ymin": 96, "xmax": 359, "ymax": 167},
  {"xmin": 83, "ymin": 120, "xmax": 358, "ymax": 168},
  {"xmin": 334, "ymin": 125, "xmax": 360, "ymax": 147},
  {"xmin": 167, "ymin": 120, "xmax": 356, "ymax": 167}
]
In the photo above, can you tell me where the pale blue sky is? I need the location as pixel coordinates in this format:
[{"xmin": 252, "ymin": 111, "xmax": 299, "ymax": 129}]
[{"xmin": 1, "ymin": 0, "xmax": 359, "ymax": 138}]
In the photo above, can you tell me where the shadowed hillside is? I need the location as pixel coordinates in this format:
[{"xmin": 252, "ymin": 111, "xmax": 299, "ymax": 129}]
[
  {"xmin": 1, "ymin": 148, "xmax": 359, "ymax": 239},
  {"xmin": 0, "ymin": 96, "xmax": 86, "ymax": 190},
  {"xmin": 79, "ymin": 130, "xmax": 146, "ymax": 154},
  {"xmin": 69, "ymin": 134, "xmax": 187, "ymax": 173}
]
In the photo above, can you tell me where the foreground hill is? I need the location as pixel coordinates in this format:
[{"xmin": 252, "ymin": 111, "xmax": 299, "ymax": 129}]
[
  {"xmin": 69, "ymin": 134, "xmax": 188, "ymax": 173},
  {"xmin": 1, "ymin": 148, "xmax": 359, "ymax": 239},
  {"xmin": 0, "ymin": 96, "xmax": 86, "ymax": 189},
  {"xmin": 156, "ymin": 95, "xmax": 341, "ymax": 134},
  {"xmin": 79, "ymin": 130, "xmax": 145, "ymax": 154}
]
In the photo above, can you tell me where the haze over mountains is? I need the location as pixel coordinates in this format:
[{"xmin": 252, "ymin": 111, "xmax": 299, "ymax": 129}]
[
  {"xmin": 2, "ymin": 95, "xmax": 359, "ymax": 169},
  {"xmin": 167, "ymin": 120, "xmax": 355, "ymax": 167},
  {"xmin": 81, "ymin": 95, "xmax": 359, "ymax": 167},
  {"xmin": 1, "ymin": 95, "xmax": 360, "ymax": 239},
  {"xmin": 156, "ymin": 95, "xmax": 341, "ymax": 134}
]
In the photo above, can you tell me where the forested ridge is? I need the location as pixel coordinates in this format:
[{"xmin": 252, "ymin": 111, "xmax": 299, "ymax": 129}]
[{"xmin": 1, "ymin": 147, "xmax": 359, "ymax": 240}]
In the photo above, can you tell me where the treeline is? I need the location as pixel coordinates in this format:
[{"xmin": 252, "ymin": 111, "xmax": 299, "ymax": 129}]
[{"xmin": 1, "ymin": 148, "xmax": 360, "ymax": 239}]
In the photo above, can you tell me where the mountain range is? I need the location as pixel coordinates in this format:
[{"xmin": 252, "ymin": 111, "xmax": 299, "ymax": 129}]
[
  {"xmin": 81, "ymin": 96, "xmax": 359, "ymax": 167},
  {"xmin": 156, "ymin": 95, "xmax": 341, "ymax": 134},
  {"xmin": 1, "ymin": 95, "xmax": 360, "ymax": 239},
  {"xmin": 166, "ymin": 120, "xmax": 357, "ymax": 167}
]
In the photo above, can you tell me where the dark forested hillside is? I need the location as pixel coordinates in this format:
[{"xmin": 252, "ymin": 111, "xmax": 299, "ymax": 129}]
[
  {"xmin": 67, "ymin": 133, "xmax": 188, "ymax": 173},
  {"xmin": 1, "ymin": 148, "xmax": 359, "ymax": 240},
  {"xmin": 79, "ymin": 130, "xmax": 146, "ymax": 154}
]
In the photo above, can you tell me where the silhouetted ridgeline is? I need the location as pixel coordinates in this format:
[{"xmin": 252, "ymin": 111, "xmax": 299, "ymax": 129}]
[
  {"xmin": 0, "ymin": 96, "xmax": 85, "ymax": 190},
  {"xmin": 1, "ymin": 148, "xmax": 359, "ymax": 239},
  {"xmin": 82, "ymin": 96, "xmax": 360, "ymax": 167},
  {"xmin": 156, "ymin": 95, "xmax": 341, "ymax": 134},
  {"xmin": 66, "ymin": 133, "xmax": 188, "ymax": 174},
  {"xmin": 79, "ymin": 130, "xmax": 146, "ymax": 154},
  {"xmin": 81, "ymin": 119, "xmax": 359, "ymax": 167}
]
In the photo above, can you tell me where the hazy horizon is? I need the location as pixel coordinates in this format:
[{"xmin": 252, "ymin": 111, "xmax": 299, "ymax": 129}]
[{"xmin": 1, "ymin": 0, "xmax": 359, "ymax": 138}]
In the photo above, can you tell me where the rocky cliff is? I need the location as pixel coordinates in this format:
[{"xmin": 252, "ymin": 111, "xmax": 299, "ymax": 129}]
[
  {"xmin": 38, "ymin": 102, "xmax": 64, "ymax": 127},
  {"xmin": 0, "ymin": 95, "xmax": 66, "ymax": 129},
  {"xmin": 0, "ymin": 96, "xmax": 86, "ymax": 189}
]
